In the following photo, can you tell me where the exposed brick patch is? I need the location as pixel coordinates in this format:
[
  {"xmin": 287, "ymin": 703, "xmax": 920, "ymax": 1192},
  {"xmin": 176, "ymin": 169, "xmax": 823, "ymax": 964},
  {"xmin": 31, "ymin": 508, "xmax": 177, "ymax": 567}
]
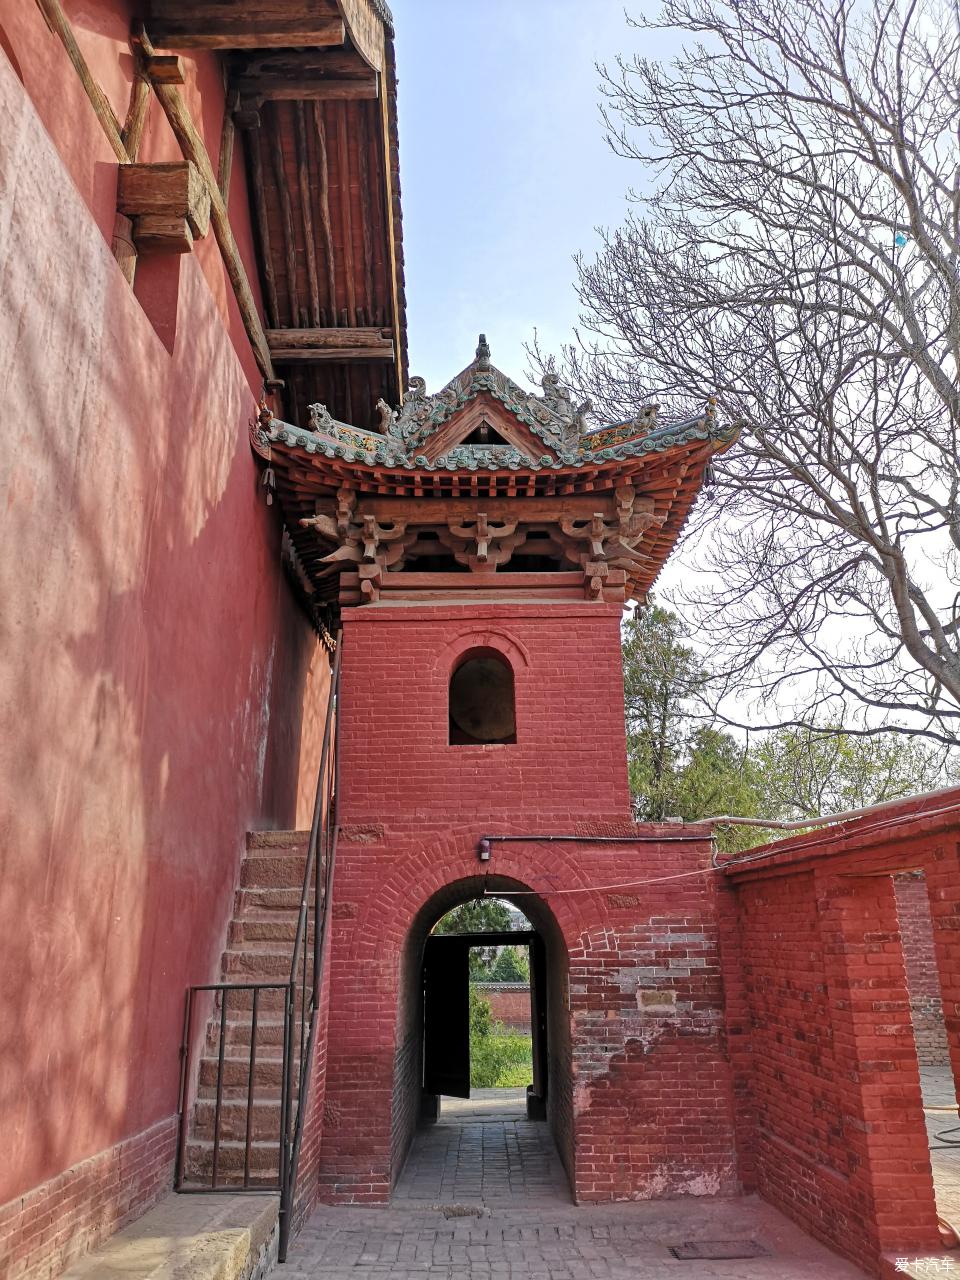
[{"xmin": 0, "ymin": 1116, "xmax": 176, "ymax": 1279}]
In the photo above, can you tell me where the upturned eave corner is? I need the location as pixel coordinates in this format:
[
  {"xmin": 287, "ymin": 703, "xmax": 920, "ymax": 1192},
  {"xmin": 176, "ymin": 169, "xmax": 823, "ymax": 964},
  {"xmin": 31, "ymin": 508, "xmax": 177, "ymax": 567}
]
[{"xmin": 250, "ymin": 337, "xmax": 728, "ymax": 614}]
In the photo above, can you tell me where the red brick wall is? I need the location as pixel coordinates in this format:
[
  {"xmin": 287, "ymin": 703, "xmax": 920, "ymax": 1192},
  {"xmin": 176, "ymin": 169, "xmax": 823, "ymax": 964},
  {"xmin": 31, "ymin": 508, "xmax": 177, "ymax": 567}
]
[
  {"xmin": 476, "ymin": 985, "xmax": 532, "ymax": 1032},
  {"xmin": 0, "ymin": 1117, "xmax": 176, "ymax": 1279},
  {"xmin": 894, "ymin": 873, "xmax": 950, "ymax": 1067},
  {"xmin": 317, "ymin": 603, "xmax": 739, "ymax": 1205},
  {"xmin": 724, "ymin": 808, "xmax": 960, "ymax": 1276}
]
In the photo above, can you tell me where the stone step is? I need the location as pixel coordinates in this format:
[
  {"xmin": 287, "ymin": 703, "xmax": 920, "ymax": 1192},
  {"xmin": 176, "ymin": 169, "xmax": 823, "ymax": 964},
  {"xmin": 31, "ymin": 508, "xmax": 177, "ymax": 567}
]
[
  {"xmin": 239, "ymin": 850, "xmax": 308, "ymax": 889},
  {"xmin": 205, "ymin": 1020, "xmax": 308, "ymax": 1059},
  {"xmin": 184, "ymin": 1138, "xmax": 280, "ymax": 1182},
  {"xmin": 217, "ymin": 985, "xmax": 289, "ymax": 1013},
  {"xmin": 216, "ymin": 1016, "xmax": 290, "ymax": 1048},
  {"xmin": 246, "ymin": 829, "xmax": 309, "ymax": 852},
  {"xmin": 234, "ymin": 886, "xmax": 302, "ymax": 915},
  {"xmin": 61, "ymin": 1191, "xmax": 279, "ymax": 1278},
  {"xmin": 228, "ymin": 915, "xmax": 312, "ymax": 945},
  {"xmin": 198, "ymin": 1055, "xmax": 288, "ymax": 1090},
  {"xmin": 223, "ymin": 947, "xmax": 295, "ymax": 978},
  {"xmin": 193, "ymin": 1097, "xmax": 284, "ymax": 1143}
]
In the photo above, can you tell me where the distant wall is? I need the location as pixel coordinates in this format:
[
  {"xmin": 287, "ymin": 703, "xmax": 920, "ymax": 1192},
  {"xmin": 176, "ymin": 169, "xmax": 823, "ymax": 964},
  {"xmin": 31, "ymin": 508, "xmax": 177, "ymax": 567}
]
[
  {"xmin": 0, "ymin": 9, "xmax": 327, "ymax": 1275},
  {"xmin": 474, "ymin": 983, "xmax": 531, "ymax": 1032},
  {"xmin": 894, "ymin": 872, "xmax": 951, "ymax": 1067}
]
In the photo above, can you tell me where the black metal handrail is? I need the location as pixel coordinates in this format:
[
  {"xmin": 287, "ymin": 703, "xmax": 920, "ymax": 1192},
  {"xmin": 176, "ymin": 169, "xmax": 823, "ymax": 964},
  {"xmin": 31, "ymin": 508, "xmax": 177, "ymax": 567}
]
[
  {"xmin": 278, "ymin": 633, "xmax": 342, "ymax": 1258},
  {"xmin": 175, "ymin": 982, "xmax": 290, "ymax": 1194},
  {"xmin": 173, "ymin": 633, "xmax": 342, "ymax": 1261}
]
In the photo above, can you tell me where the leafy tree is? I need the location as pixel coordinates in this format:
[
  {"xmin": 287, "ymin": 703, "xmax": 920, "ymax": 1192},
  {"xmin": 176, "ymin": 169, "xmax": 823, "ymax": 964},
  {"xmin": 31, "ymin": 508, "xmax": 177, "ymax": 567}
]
[
  {"xmin": 622, "ymin": 605, "xmax": 955, "ymax": 848},
  {"xmin": 623, "ymin": 606, "xmax": 707, "ymax": 819},
  {"xmin": 752, "ymin": 727, "xmax": 953, "ymax": 821},
  {"xmin": 434, "ymin": 898, "xmax": 513, "ymax": 978},
  {"xmin": 489, "ymin": 945, "xmax": 530, "ymax": 983},
  {"xmin": 536, "ymin": 0, "xmax": 960, "ymax": 743}
]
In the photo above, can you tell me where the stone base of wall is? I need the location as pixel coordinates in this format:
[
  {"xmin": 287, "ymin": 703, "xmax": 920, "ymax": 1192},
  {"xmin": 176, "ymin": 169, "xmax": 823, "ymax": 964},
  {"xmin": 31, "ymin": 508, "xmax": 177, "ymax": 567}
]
[{"xmin": 0, "ymin": 1116, "xmax": 177, "ymax": 1280}]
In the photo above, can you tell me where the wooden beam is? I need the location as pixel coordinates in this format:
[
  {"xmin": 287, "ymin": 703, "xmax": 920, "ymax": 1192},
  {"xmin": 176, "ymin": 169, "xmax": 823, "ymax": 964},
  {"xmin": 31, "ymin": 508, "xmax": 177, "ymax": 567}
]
[
  {"xmin": 231, "ymin": 50, "xmax": 374, "ymax": 80},
  {"xmin": 217, "ymin": 91, "xmax": 238, "ymax": 201},
  {"xmin": 266, "ymin": 327, "xmax": 392, "ymax": 350},
  {"xmin": 145, "ymin": 53, "xmax": 184, "ymax": 84},
  {"xmin": 238, "ymin": 77, "xmax": 377, "ymax": 103},
  {"xmin": 270, "ymin": 109, "xmax": 301, "ymax": 325},
  {"xmin": 269, "ymin": 343, "xmax": 395, "ymax": 363},
  {"xmin": 139, "ymin": 31, "xmax": 275, "ymax": 381},
  {"xmin": 294, "ymin": 102, "xmax": 321, "ymax": 327},
  {"xmin": 378, "ymin": 44, "xmax": 403, "ymax": 391},
  {"xmin": 336, "ymin": 100, "xmax": 357, "ymax": 326},
  {"xmin": 34, "ymin": 0, "xmax": 128, "ymax": 162},
  {"xmin": 113, "ymin": 56, "xmax": 152, "ymax": 285},
  {"xmin": 338, "ymin": 0, "xmax": 387, "ymax": 72},
  {"xmin": 148, "ymin": 5, "xmax": 345, "ymax": 50},
  {"xmin": 117, "ymin": 161, "xmax": 210, "ymax": 238},
  {"xmin": 243, "ymin": 125, "xmax": 279, "ymax": 328},
  {"xmin": 121, "ymin": 64, "xmax": 151, "ymax": 156},
  {"xmin": 133, "ymin": 215, "xmax": 193, "ymax": 253},
  {"xmin": 313, "ymin": 103, "xmax": 338, "ymax": 326}
]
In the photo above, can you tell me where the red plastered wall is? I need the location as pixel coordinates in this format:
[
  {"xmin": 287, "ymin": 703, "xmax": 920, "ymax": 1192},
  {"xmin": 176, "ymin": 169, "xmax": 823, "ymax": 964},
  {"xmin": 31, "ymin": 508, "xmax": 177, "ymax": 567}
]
[
  {"xmin": 317, "ymin": 603, "xmax": 739, "ymax": 1205},
  {"xmin": 0, "ymin": 7, "xmax": 327, "ymax": 1271}
]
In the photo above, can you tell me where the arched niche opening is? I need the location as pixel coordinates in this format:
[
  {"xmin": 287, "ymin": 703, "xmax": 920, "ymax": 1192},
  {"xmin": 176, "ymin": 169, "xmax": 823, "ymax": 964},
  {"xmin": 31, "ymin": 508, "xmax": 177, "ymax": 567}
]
[
  {"xmin": 448, "ymin": 648, "xmax": 517, "ymax": 745},
  {"xmin": 391, "ymin": 875, "xmax": 573, "ymax": 1196}
]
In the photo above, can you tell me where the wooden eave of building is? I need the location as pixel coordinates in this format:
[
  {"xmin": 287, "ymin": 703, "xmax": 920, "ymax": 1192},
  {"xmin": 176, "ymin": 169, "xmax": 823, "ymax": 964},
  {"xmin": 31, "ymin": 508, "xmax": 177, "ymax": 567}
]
[
  {"xmin": 149, "ymin": 0, "xmax": 407, "ymax": 429},
  {"xmin": 249, "ymin": 343, "xmax": 736, "ymax": 613},
  {"xmin": 266, "ymin": 439, "xmax": 716, "ymax": 606}
]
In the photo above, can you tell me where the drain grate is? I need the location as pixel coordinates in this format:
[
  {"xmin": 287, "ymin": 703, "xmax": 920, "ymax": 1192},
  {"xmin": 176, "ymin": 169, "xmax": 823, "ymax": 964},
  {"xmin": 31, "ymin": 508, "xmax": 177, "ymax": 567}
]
[{"xmin": 669, "ymin": 1239, "xmax": 769, "ymax": 1260}]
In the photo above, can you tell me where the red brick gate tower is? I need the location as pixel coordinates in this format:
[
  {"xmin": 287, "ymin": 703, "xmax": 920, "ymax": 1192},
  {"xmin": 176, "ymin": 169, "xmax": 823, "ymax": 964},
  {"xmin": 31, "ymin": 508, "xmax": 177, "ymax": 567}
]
[{"xmin": 254, "ymin": 338, "xmax": 743, "ymax": 1205}]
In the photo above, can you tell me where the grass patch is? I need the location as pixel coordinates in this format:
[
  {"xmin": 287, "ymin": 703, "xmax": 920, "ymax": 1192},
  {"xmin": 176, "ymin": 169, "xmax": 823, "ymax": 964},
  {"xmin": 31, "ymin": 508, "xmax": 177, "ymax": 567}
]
[{"xmin": 469, "ymin": 986, "xmax": 533, "ymax": 1088}]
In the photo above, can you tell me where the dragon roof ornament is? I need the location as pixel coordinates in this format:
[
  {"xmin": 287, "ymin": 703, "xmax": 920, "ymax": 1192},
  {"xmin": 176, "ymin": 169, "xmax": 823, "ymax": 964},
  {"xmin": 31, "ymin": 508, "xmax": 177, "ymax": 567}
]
[{"xmin": 253, "ymin": 336, "xmax": 733, "ymax": 472}]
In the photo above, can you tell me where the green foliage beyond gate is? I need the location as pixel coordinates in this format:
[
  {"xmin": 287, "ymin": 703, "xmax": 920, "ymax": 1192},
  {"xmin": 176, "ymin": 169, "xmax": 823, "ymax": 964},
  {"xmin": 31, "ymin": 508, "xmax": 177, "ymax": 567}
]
[{"xmin": 468, "ymin": 987, "xmax": 532, "ymax": 1089}]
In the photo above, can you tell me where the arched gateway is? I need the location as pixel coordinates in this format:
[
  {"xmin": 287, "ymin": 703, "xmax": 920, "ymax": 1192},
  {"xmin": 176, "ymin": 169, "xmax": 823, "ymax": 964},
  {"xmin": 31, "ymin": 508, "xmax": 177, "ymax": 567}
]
[{"xmin": 253, "ymin": 337, "xmax": 740, "ymax": 1203}]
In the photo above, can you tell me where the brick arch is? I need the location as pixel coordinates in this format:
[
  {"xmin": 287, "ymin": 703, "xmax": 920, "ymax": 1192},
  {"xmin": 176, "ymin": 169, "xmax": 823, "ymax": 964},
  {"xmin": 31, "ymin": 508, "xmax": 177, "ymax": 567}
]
[
  {"xmin": 430, "ymin": 627, "xmax": 531, "ymax": 675},
  {"xmin": 345, "ymin": 826, "xmax": 603, "ymax": 966},
  {"xmin": 368, "ymin": 834, "xmax": 591, "ymax": 1192}
]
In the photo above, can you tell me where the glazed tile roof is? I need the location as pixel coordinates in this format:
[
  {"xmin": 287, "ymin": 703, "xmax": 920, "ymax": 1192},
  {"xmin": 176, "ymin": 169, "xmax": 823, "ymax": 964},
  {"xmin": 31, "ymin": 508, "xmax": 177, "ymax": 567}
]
[{"xmin": 253, "ymin": 335, "xmax": 735, "ymax": 473}]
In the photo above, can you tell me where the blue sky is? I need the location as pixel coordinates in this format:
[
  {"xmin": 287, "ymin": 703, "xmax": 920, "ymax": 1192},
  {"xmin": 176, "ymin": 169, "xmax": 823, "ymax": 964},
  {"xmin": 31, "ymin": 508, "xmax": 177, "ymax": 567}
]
[{"xmin": 390, "ymin": 1, "xmax": 666, "ymax": 394}]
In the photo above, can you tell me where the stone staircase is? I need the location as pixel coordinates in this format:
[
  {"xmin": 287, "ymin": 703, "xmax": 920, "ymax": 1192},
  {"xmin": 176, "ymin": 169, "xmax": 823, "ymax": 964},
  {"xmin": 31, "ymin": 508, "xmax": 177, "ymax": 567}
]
[{"xmin": 182, "ymin": 830, "xmax": 312, "ymax": 1188}]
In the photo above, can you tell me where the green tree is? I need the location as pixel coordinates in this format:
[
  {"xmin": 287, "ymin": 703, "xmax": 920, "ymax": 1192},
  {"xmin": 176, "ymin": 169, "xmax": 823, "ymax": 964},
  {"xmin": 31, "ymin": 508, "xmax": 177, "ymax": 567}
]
[
  {"xmin": 489, "ymin": 946, "xmax": 530, "ymax": 983},
  {"xmin": 621, "ymin": 606, "xmax": 955, "ymax": 852},
  {"xmin": 434, "ymin": 898, "xmax": 513, "ymax": 978},
  {"xmin": 623, "ymin": 606, "xmax": 707, "ymax": 820},
  {"xmin": 752, "ymin": 728, "xmax": 953, "ymax": 821}
]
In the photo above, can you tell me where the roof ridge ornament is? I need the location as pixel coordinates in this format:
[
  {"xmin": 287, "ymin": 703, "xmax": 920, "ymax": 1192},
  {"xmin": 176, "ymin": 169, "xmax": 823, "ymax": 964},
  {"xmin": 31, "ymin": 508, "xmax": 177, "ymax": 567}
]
[{"xmin": 475, "ymin": 333, "xmax": 491, "ymax": 370}]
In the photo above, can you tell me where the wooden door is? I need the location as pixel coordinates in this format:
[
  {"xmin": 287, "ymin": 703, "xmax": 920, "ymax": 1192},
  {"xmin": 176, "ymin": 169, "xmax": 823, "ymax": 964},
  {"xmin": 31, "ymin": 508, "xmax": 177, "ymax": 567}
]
[
  {"xmin": 422, "ymin": 938, "xmax": 471, "ymax": 1098},
  {"xmin": 529, "ymin": 933, "xmax": 548, "ymax": 1104}
]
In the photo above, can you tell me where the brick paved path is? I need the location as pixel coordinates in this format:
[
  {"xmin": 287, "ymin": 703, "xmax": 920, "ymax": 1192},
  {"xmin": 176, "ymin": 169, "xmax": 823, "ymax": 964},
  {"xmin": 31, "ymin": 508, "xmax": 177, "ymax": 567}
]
[
  {"xmin": 923, "ymin": 1067, "xmax": 960, "ymax": 1228},
  {"xmin": 289, "ymin": 1090, "xmax": 868, "ymax": 1278}
]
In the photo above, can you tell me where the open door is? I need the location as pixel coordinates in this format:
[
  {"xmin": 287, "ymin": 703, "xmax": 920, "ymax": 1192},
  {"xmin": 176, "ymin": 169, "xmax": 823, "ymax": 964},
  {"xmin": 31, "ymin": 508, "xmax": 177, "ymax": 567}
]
[
  {"xmin": 423, "ymin": 937, "xmax": 471, "ymax": 1098},
  {"xmin": 528, "ymin": 934, "xmax": 548, "ymax": 1117}
]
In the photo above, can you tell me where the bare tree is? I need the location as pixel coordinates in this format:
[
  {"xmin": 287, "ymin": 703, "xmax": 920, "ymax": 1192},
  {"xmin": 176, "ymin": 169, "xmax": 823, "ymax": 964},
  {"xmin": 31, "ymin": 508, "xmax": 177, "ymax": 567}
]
[{"xmin": 539, "ymin": 0, "xmax": 960, "ymax": 742}]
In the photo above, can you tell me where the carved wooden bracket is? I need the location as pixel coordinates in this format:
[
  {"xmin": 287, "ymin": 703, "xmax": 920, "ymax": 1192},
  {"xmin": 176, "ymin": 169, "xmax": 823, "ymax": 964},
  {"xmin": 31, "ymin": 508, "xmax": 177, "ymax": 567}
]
[{"xmin": 441, "ymin": 514, "xmax": 527, "ymax": 571}]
